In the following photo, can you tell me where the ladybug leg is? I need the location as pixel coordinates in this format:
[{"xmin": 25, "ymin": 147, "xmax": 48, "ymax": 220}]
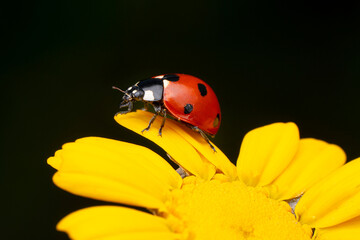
[
  {"xmin": 191, "ymin": 126, "xmax": 217, "ymax": 152},
  {"xmin": 117, "ymin": 101, "xmax": 134, "ymax": 115},
  {"xmin": 141, "ymin": 112, "xmax": 158, "ymax": 133},
  {"xmin": 141, "ymin": 102, "xmax": 149, "ymax": 111},
  {"xmin": 158, "ymin": 109, "xmax": 167, "ymax": 136},
  {"xmin": 141, "ymin": 103, "xmax": 162, "ymax": 134}
]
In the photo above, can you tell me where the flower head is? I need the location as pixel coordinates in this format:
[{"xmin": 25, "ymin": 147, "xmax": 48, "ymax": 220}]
[{"xmin": 48, "ymin": 110, "xmax": 360, "ymax": 240}]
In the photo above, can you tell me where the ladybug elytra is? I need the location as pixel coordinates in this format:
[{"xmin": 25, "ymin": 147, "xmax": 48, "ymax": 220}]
[{"xmin": 114, "ymin": 73, "xmax": 221, "ymax": 151}]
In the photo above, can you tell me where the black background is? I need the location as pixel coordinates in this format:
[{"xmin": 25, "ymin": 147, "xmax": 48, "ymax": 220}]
[{"xmin": 1, "ymin": 1, "xmax": 360, "ymax": 239}]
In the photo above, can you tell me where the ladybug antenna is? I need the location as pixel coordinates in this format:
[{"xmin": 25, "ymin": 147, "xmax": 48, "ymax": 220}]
[
  {"xmin": 112, "ymin": 86, "xmax": 126, "ymax": 94},
  {"xmin": 112, "ymin": 86, "xmax": 131, "ymax": 98}
]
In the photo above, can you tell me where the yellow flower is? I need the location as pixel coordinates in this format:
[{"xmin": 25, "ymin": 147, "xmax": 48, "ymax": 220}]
[{"xmin": 48, "ymin": 110, "xmax": 360, "ymax": 240}]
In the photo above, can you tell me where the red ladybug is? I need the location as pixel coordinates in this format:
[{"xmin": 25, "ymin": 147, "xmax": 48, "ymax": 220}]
[{"xmin": 113, "ymin": 73, "xmax": 221, "ymax": 151}]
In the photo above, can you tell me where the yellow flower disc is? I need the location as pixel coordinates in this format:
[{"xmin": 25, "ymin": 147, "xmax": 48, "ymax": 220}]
[{"xmin": 165, "ymin": 176, "xmax": 313, "ymax": 240}]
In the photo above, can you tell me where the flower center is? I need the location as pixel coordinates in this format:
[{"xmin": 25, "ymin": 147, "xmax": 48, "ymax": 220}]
[{"xmin": 164, "ymin": 176, "xmax": 312, "ymax": 240}]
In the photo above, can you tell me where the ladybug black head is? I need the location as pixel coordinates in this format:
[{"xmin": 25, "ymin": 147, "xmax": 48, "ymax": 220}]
[{"xmin": 122, "ymin": 85, "xmax": 144, "ymax": 102}]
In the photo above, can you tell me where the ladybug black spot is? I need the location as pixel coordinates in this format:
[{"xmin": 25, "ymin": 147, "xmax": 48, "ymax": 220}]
[
  {"xmin": 184, "ymin": 104, "xmax": 193, "ymax": 114},
  {"xmin": 163, "ymin": 74, "xmax": 180, "ymax": 82},
  {"xmin": 198, "ymin": 83, "xmax": 207, "ymax": 96}
]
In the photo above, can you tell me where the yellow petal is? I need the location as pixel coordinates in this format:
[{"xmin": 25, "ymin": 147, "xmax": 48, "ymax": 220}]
[
  {"xmin": 315, "ymin": 215, "xmax": 360, "ymax": 240},
  {"xmin": 47, "ymin": 150, "xmax": 62, "ymax": 170},
  {"xmin": 165, "ymin": 116, "xmax": 237, "ymax": 180},
  {"xmin": 83, "ymin": 232, "xmax": 179, "ymax": 240},
  {"xmin": 268, "ymin": 138, "xmax": 346, "ymax": 200},
  {"xmin": 115, "ymin": 110, "xmax": 216, "ymax": 180},
  {"xmin": 237, "ymin": 122, "xmax": 300, "ymax": 187},
  {"xmin": 296, "ymin": 157, "xmax": 360, "ymax": 228},
  {"xmin": 49, "ymin": 137, "xmax": 182, "ymax": 209},
  {"xmin": 53, "ymin": 172, "xmax": 165, "ymax": 209},
  {"xmin": 57, "ymin": 206, "xmax": 178, "ymax": 240},
  {"xmin": 75, "ymin": 137, "xmax": 182, "ymax": 190}
]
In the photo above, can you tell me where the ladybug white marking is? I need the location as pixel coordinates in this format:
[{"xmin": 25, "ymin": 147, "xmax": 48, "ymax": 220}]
[
  {"xmin": 163, "ymin": 80, "xmax": 170, "ymax": 89},
  {"xmin": 154, "ymin": 75, "xmax": 164, "ymax": 79},
  {"xmin": 143, "ymin": 90, "xmax": 155, "ymax": 101}
]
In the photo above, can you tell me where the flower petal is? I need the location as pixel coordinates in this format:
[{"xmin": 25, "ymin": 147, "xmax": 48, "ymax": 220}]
[
  {"xmin": 267, "ymin": 138, "xmax": 346, "ymax": 200},
  {"xmin": 48, "ymin": 150, "xmax": 62, "ymax": 170},
  {"xmin": 48, "ymin": 137, "xmax": 182, "ymax": 209},
  {"xmin": 82, "ymin": 232, "xmax": 179, "ymax": 240},
  {"xmin": 166, "ymin": 117, "xmax": 237, "ymax": 180},
  {"xmin": 114, "ymin": 110, "xmax": 216, "ymax": 180},
  {"xmin": 237, "ymin": 122, "xmax": 300, "ymax": 187},
  {"xmin": 53, "ymin": 172, "xmax": 165, "ymax": 209},
  {"xmin": 75, "ymin": 137, "xmax": 182, "ymax": 190},
  {"xmin": 57, "ymin": 206, "xmax": 178, "ymax": 240},
  {"xmin": 296, "ymin": 157, "xmax": 360, "ymax": 228},
  {"xmin": 315, "ymin": 215, "xmax": 360, "ymax": 240}
]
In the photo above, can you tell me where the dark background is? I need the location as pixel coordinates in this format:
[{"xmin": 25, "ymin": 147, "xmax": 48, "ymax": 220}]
[{"xmin": 1, "ymin": 1, "xmax": 360, "ymax": 239}]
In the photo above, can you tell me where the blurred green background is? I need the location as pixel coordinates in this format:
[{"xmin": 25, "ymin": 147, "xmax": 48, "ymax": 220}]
[{"xmin": 1, "ymin": 1, "xmax": 360, "ymax": 239}]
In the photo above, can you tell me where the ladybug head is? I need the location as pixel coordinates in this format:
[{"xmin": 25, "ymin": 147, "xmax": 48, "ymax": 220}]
[
  {"xmin": 113, "ymin": 85, "xmax": 144, "ymax": 103},
  {"xmin": 123, "ymin": 85, "xmax": 144, "ymax": 102}
]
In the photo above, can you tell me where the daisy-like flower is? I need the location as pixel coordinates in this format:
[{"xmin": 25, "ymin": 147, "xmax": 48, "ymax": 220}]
[{"xmin": 48, "ymin": 110, "xmax": 360, "ymax": 240}]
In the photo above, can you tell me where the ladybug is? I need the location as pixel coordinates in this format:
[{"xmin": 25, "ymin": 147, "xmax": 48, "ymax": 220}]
[{"xmin": 113, "ymin": 73, "xmax": 221, "ymax": 151}]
